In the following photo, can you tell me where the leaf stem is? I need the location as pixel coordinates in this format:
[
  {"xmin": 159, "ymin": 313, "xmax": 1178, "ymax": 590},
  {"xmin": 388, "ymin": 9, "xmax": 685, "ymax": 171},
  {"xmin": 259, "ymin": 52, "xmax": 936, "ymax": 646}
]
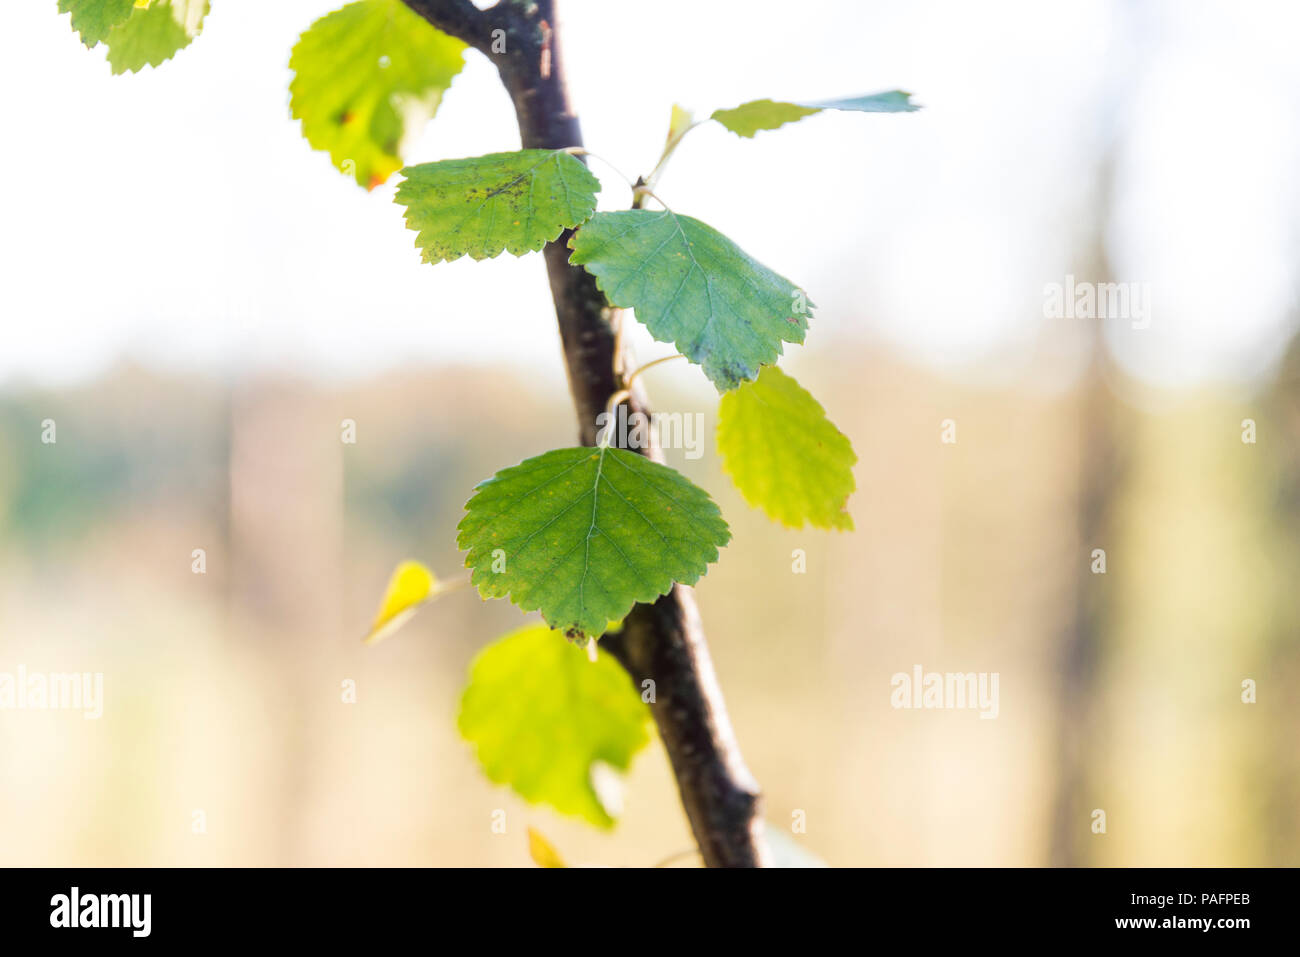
[
  {"xmin": 645, "ymin": 118, "xmax": 706, "ymax": 191},
  {"xmin": 631, "ymin": 184, "xmax": 671, "ymax": 211},
  {"xmin": 433, "ymin": 574, "xmax": 473, "ymax": 597},
  {"xmin": 598, "ymin": 356, "xmax": 686, "ymax": 445},
  {"xmin": 624, "ymin": 353, "xmax": 686, "ymax": 390},
  {"xmin": 611, "ymin": 308, "xmax": 626, "ymax": 378},
  {"xmin": 563, "ymin": 146, "xmax": 639, "ymax": 196},
  {"xmin": 598, "ymin": 389, "xmax": 632, "ymax": 447}
]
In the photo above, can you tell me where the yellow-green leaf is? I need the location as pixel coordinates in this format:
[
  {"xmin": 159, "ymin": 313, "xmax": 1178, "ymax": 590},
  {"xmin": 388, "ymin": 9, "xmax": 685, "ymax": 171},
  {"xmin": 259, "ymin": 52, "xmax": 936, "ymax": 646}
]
[
  {"xmin": 527, "ymin": 827, "xmax": 568, "ymax": 868},
  {"xmin": 458, "ymin": 623, "xmax": 651, "ymax": 828},
  {"xmin": 716, "ymin": 365, "xmax": 856, "ymax": 530},
  {"xmin": 59, "ymin": 0, "xmax": 134, "ymax": 48},
  {"xmin": 712, "ymin": 91, "xmax": 919, "ymax": 138},
  {"xmin": 395, "ymin": 150, "xmax": 601, "ymax": 264},
  {"xmin": 666, "ymin": 103, "xmax": 696, "ymax": 144},
  {"xmin": 104, "ymin": 0, "xmax": 207, "ymax": 75},
  {"xmin": 60, "ymin": 0, "xmax": 209, "ymax": 73},
  {"xmin": 289, "ymin": 0, "xmax": 467, "ymax": 189},
  {"xmin": 363, "ymin": 560, "xmax": 436, "ymax": 645}
]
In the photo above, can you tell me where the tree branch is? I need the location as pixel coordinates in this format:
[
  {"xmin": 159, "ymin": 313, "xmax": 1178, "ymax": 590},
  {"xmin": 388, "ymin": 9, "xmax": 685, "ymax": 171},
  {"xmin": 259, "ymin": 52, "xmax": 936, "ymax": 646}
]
[
  {"xmin": 400, "ymin": 0, "xmax": 769, "ymax": 867},
  {"xmin": 399, "ymin": 0, "xmax": 496, "ymax": 53}
]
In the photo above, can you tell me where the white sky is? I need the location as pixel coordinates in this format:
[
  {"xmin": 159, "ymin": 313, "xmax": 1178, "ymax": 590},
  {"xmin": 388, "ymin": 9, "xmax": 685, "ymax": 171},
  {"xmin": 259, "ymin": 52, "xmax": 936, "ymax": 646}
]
[{"xmin": 1, "ymin": 0, "xmax": 1298, "ymax": 390}]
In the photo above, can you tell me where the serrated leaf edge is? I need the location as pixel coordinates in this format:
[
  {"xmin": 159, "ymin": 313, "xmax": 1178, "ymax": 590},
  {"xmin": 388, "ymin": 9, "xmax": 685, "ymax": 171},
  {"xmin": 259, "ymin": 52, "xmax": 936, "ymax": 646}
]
[
  {"xmin": 397, "ymin": 150, "xmax": 600, "ymax": 265},
  {"xmin": 455, "ymin": 446, "xmax": 729, "ymax": 638},
  {"xmin": 716, "ymin": 365, "xmax": 857, "ymax": 531},
  {"xmin": 569, "ymin": 209, "xmax": 812, "ymax": 391}
]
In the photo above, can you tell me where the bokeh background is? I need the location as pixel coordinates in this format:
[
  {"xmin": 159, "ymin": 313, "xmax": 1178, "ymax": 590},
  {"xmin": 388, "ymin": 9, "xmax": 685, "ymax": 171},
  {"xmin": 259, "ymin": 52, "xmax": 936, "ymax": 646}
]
[{"xmin": 1, "ymin": 0, "xmax": 1298, "ymax": 866}]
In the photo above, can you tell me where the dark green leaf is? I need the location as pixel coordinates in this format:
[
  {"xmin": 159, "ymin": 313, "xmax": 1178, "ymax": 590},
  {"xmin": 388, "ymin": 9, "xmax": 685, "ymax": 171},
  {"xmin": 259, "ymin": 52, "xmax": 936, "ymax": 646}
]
[{"xmin": 570, "ymin": 210, "xmax": 810, "ymax": 391}]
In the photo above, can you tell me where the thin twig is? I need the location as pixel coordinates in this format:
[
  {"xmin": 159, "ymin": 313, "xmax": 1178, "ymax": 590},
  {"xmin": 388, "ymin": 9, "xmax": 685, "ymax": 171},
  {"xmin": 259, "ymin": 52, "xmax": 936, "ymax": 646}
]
[{"xmin": 624, "ymin": 353, "xmax": 685, "ymax": 390}]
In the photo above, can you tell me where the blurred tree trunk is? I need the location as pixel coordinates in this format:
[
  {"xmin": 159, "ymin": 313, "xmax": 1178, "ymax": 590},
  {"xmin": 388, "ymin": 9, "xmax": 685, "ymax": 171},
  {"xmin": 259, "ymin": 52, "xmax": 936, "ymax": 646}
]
[
  {"xmin": 1048, "ymin": 159, "xmax": 1127, "ymax": 866},
  {"xmin": 1049, "ymin": 355, "xmax": 1122, "ymax": 865},
  {"xmin": 229, "ymin": 381, "xmax": 344, "ymax": 863},
  {"xmin": 1261, "ymin": 337, "xmax": 1300, "ymax": 864}
]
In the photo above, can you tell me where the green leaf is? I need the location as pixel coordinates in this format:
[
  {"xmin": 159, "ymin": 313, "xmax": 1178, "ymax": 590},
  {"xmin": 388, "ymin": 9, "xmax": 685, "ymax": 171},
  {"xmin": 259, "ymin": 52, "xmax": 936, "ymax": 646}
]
[
  {"xmin": 712, "ymin": 90, "xmax": 919, "ymax": 138},
  {"xmin": 458, "ymin": 623, "xmax": 651, "ymax": 828},
  {"xmin": 60, "ymin": 0, "xmax": 209, "ymax": 73},
  {"xmin": 395, "ymin": 150, "xmax": 601, "ymax": 264},
  {"xmin": 527, "ymin": 827, "xmax": 568, "ymax": 867},
  {"xmin": 289, "ymin": 0, "xmax": 467, "ymax": 189},
  {"xmin": 716, "ymin": 365, "xmax": 856, "ymax": 530},
  {"xmin": 457, "ymin": 446, "xmax": 730, "ymax": 640},
  {"xmin": 712, "ymin": 100, "xmax": 819, "ymax": 138},
  {"xmin": 104, "ymin": 0, "xmax": 208, "ymax": 75},
  {"xmin": 59, "ymin": 0, "xmax": 134, "ymax": 48},
  {"xmin": 569, "ymin": 210, "xmax": 810, "ymax": 392}
]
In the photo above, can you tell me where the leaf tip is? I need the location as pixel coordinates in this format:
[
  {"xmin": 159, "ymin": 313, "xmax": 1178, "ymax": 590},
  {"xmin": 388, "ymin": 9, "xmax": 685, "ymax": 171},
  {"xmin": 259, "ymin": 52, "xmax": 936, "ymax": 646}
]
[
  {"xmin": 363, "ymin": 560, "xmax": 437, "ymax": 645},
  {"xmin": 527, "ymin": 828, "xmax": 568, "ymax": 868}
]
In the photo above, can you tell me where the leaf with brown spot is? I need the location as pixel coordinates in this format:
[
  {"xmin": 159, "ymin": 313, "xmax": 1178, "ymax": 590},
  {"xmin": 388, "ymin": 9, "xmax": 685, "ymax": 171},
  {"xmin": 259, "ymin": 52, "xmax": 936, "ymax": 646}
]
[{"xmin": 396, "ymin": 150, "xmax": 601, "ymax": 263}]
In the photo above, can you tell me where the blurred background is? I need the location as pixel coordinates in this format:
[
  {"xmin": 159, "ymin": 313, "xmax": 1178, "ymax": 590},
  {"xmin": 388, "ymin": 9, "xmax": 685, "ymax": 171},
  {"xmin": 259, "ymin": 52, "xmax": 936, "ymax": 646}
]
[{"xmin": 1, "ymin": 0, "xmax": 1298, "ymax": 866}]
